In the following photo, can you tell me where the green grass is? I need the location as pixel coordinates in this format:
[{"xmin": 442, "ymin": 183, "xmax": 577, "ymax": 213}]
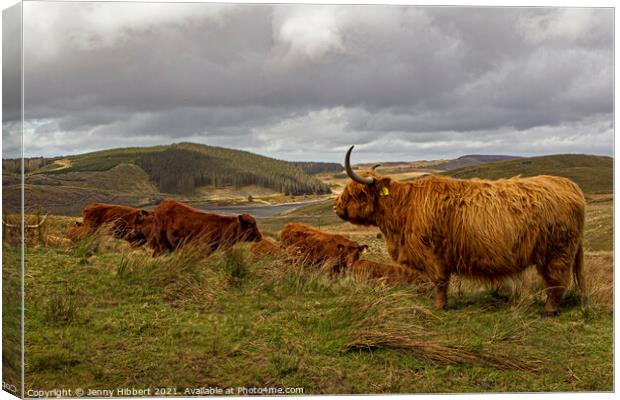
[
  {"xmin": 13, "ymin": 169, "xmax": 614, "ymax": 394},
  {"xmin": 3, "ymin": 241, "xmax": 23, "ymax": 395},
  {"xmin": 19, "ymin": 198, "xmax": 613, "ymax": 393},
  {"xmin": 444, "ymin": 154, "xmax": 612, "ymax": 194}
]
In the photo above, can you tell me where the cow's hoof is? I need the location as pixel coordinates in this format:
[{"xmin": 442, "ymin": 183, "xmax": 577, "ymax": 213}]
[
  {"xmin": 433, "ymin": 301, "xmax": 447, "ymax": 310},
  {"xmin": 542, "ymin": 310, "xmax": 560, "ymax": 318}
]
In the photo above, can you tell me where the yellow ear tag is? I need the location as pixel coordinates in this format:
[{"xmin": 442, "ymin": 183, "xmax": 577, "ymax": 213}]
[
  {"xmin": 380, "ymin": 187, "xmax": 390, "ymax": 196},
  {"xmin": 362, "ymin": 248, "xmax": 368, "ymax": 254}
]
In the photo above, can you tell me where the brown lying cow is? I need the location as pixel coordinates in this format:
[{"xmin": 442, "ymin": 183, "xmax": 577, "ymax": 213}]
[
  {"xmin": 135, "ymin": 199, "xmax": 262, "ymax": 256},
  {"xmin": 280, "ymin": 223, "xmax": 368, "ymax": 273},
  {"xmin": 78, "ymin": 203, "xmax": 150, "ymax": 246},
  {"xmin": 350, "ymin": 259, "xmax": 423, "ymax": 285},
  {"xmin": 250, "ymin": 237, "xmax": 282, "ymax": 260}
]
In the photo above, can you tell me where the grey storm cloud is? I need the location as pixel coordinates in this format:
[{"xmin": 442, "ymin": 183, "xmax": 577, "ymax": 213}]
[{"xmin": 2, "ymin": 2, "xmax": 614, "ymax": 161}]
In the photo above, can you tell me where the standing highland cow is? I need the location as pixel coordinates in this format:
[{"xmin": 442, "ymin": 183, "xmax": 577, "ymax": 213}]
[{"xmin": 334, "ymin": 146, "xmax": 585, "ymax": 315}]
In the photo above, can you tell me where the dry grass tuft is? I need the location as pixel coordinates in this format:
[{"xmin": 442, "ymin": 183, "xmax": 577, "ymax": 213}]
[
  {"xmin": 343, "ymin": 288, "xmax": 541, "ymax": 372},
  {"xmin": 583, "ymin": 251, "xmax": 613, "ymax": 308},
  {"xmin": 116, "ymin": 244, "xmax": 222, "ymax": 306},
  {"xmin": 346, "ymin": 327, "xmax": 540, "ymax": 372}
]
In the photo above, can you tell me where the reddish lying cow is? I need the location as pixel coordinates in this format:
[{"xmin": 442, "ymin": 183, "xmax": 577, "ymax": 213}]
[
  {"xmin": 137, "ymin": 199, "xmax": 262, "ymax": 256},
  {"xmin": 76, "ymin": 203, "xmax": 150, "ymax": 246},
  {"xmin": 350, "ymin": 259, "xmax": 422, "ymax": 285},
  {"xmin": 280, "ymin": 223, "xmax": 368, "ymax": 273},
  {"xmin": 250, "ymin": 237, "xmax": 282, "ymax": 260}
]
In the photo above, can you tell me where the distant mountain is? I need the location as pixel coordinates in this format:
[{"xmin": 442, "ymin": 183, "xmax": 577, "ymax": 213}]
[
  {"xmin": 429, "ymin": 154, "xmax": 522, "ymax": 171},
  {"xmin": 445, "ymin": 154, "xmax": 612, "ymax": 193}
]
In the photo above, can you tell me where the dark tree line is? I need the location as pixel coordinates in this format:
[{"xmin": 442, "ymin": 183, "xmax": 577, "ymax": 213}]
[
  {"xmin": 135, "ymin": 148, "xmax": 332, "ymax": 195},
  {"xmin": 292, "ymin": 162, "xmax": 343, "ymax": 175},
  {"xmin": 3, "ymin": 157, "xmax": 52, "ymax": 174}
]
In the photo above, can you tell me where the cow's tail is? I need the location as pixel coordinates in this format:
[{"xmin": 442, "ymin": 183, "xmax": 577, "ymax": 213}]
[{"xmin": 573, "ymin": 241, "xmax": 585, "ymax": 301}]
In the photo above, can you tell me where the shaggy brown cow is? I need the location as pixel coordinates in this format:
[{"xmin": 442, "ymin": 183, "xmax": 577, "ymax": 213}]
[
  {"xmin": 144, "ymin": 199, "xmax": 262, "ymax": 256},
  {"xmin": 280, "ymin": 223, "xmax": 368, "ymax": 273},
  {"xmin": 350, "ymin": 259, "xmax": 422, "ymax": 285},
  {"xmin": 81, "ymin": 203, "xmax": 150, "ymax": 246},
  {"xmin": 250, "ymin": 237, "xmax": 282, "ymax": 260},
  {"xmin": 334, "ymin": 146, "xmax": 585, "ymax": 315}
]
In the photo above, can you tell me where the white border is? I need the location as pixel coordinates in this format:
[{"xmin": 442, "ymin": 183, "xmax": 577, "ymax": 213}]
[{"xmin": 0, "ymin": 1, "xmax": 615, "ymax": 400}]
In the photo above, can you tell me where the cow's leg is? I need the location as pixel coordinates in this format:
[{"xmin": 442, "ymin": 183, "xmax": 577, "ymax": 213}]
[
  {"xmin": 539, "ymin": 255, "xmax": 572, "ymax": 316},
  {"xmin": 151, "ymin": 240, "xmax": 165, "ymax": 257},
  {"xmin": 416, "ymin": 253, "xmax": 450, "ymax": 309},
  {"xmin": 150, "ymin": 234, "xmax": 168, "ymax": 257},
  {"xmin": 433, "ymin": 275, "xmax": 450, "ymax": 309}
]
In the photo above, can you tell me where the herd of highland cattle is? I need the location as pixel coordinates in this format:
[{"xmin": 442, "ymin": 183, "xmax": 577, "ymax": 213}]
[{"xmin": 63, "ymin": 146, "xmax": 587, "ymax": 316}]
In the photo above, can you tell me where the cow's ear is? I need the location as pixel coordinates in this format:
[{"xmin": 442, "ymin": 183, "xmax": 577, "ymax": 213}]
[
  {"xmin": 375, "ymin": 177, "xmax": 393, "ymax": 197},
  {"xmin": 238, "ymin": 214, "xmax": 256, "ymax": 226}
]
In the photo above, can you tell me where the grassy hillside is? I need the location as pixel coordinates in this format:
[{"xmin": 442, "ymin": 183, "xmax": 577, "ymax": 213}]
[
  {"xmin": 31, "ymin": 143, "xmax": 332, "ymax": 196},
  {"xmin": 445, "ymin": 154, "xmax": 612, "ymax": 193},
  {"xmin": 2, "ymin": 164, "xmax": 160, "ymax": 215}
]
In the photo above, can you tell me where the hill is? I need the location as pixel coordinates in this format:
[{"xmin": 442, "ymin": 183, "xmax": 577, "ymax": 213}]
[
  {"xmin": 30, "ymin": 143, "xmax": 332, "ymax": 196},
  {"xmin": 2, "ymin": 143, "xmax": 341, "ymax": 215},
  {"xmin": 3, "ymin": 163, "xmax": 159, "ymax": 215},
  {"xmin": 353, "ymin": 155, "xmax": 522, "ymax": 177},
  {"xmin": 444, "ymin": 154, "xmax": 612, "ymax": 193},
  {"xmin": 431, "ymin": 154, "xmax": 522, "ymax": 171}
]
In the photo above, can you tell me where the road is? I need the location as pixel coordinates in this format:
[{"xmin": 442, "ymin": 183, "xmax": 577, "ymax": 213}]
[{"xmin": 195, "ymin": 198, "xmax": 329, "ymax": 217}]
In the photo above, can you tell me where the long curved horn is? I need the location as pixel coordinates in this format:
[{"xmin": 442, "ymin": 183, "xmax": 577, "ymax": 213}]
[
  {"xmin": 345, "ymin": 146, "xmax": 374, "ymax": 185},
  {"xmin": 2, "ymin": 213, "xmax": 49, "ymax": 229},
  {"xmin": 2, "ymin": 220, "xmax": 17, "ymax": 228},
  {"xmin": 371, "ymin": 164, "xmax": 381, "ymax": 171},
  {"xmin": 26, "ymin": 213, "xmax": 49, "ymax": 229}
]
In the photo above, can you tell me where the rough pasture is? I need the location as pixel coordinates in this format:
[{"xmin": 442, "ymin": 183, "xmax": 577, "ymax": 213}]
[{"xmin": 7, "ymin": 194, "xmax": 612, "ymax": 393}]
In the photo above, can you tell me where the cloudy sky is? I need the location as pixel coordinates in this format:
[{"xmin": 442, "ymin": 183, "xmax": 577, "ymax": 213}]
[{"xmin": 2, "ymin": 2, "xmax": 614, "ymax": 162}]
